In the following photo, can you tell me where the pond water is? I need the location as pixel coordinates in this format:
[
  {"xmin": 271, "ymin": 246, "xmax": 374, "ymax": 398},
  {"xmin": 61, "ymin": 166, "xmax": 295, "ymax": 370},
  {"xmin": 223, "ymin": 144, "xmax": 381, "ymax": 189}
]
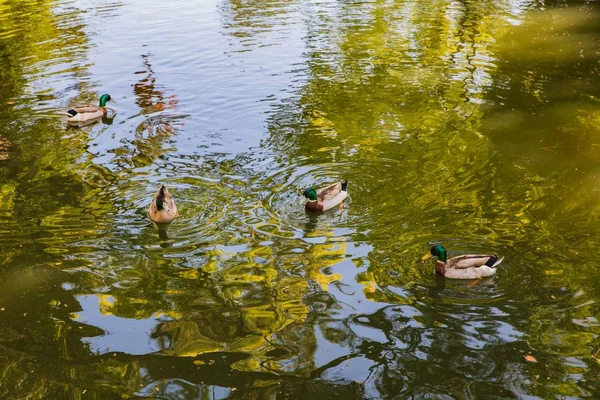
[{"xmin": 1, "ymin": 0, "xmax": 600, "ymax": 398}]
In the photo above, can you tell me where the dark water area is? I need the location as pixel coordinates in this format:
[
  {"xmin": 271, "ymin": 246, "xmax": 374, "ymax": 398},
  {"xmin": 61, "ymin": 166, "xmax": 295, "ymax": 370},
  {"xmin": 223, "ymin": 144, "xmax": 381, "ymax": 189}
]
[{"xmin": 1, "ymin": 0, "xmax": 600, "ymax": 398}]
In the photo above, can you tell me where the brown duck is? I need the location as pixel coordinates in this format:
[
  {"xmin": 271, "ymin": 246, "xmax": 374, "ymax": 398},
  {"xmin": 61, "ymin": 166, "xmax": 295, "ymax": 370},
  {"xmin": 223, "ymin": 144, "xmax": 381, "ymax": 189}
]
[{"xmin": 148, "ymin": 185, "xmax": 179, "ymax": 227}]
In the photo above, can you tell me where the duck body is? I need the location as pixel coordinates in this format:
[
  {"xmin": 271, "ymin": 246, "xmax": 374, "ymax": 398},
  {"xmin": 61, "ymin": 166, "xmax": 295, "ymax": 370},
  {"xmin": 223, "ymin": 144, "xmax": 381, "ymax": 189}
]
[
  {"xmin": 434, "ymin": 254, "xmax": 504, "ymax": 279},
  {"xmin": 423, "ymin": 245, "xmax": 503, "ymax": 279},
  {"xmin": 304, "ymin": 180, "xmax": 348, "ymax": 212},
  {"xmin": 66, "ymin": 106, "xmax": 106, "ymax": 122},
  {"xmin": 148, "ymin": 185, "xmax": 179, "ymax": 227},
  {"xmin": 66, "ymin": 94, "xmax": 111, "ymax": 123}
]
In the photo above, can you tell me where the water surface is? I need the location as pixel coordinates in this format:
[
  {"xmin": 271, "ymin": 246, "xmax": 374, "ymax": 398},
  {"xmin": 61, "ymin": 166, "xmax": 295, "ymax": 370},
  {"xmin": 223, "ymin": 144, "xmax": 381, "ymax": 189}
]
[{"xmin": 1, "ymin": 0, "xmax": 600, "ymax": 398}]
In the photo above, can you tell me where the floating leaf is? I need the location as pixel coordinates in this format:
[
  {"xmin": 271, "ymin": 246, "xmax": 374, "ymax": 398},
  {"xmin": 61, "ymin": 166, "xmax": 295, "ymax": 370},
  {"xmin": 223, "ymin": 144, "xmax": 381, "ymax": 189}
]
[{"xmin": 524, "ymin": 355, "xmax": 537, "ymax": 363}]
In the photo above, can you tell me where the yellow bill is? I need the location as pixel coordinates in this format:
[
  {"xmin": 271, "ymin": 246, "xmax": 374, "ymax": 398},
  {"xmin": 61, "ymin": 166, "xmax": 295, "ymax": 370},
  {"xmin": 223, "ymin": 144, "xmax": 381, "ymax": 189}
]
[{"xmin": 421, "ymin": 253, "xmax": 432, "ymax": 261}]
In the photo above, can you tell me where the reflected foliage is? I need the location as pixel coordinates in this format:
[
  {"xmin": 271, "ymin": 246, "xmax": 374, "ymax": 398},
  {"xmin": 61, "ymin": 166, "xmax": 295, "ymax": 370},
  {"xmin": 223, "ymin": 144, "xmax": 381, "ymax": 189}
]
[
  {"xmin": 264, "ymin": 0, "xmax": 600, "ymax": 398},
  {"xmin": 1, "ymin": 0, "xmax": 600, "ymax": 398}
]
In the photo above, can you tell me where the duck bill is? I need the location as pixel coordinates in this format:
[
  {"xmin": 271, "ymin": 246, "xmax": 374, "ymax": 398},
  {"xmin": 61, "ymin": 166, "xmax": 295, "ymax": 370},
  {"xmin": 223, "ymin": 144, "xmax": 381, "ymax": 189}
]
[{"xmin": 421, "ymin": 253, "xmax": 432, "ymax": 261}]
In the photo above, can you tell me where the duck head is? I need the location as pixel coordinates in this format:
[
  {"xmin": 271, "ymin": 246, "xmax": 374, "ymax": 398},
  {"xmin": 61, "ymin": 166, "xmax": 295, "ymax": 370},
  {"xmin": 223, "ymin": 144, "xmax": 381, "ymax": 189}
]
[
  {"xmin": 422, "ymin": 245, "xmax": 447, "ymax": 262},
  {"xmin": 303, "ymin": 188, "xmax": 318, "ymax": 201},
  {"xmin": 99, "ymin": 94, "xmax": 112, "ymax": 107}
]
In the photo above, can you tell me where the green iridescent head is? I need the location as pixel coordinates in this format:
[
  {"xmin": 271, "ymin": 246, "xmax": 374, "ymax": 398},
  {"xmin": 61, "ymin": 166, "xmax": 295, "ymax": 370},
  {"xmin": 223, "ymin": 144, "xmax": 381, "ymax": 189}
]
[
  {"xmin": 423, "ymin": 245, "xmax": 447, "ymax": 262},
  {"xmin": 155, "ymin": 185, "xmax": 166, "ymax": 210},
  {"xmin": 303, "ymin": 188, "xmax": 318, "ymax": 201},
  {"xmin": 99, "ymin": 94, "xmax": 111, "ymax": 107}
]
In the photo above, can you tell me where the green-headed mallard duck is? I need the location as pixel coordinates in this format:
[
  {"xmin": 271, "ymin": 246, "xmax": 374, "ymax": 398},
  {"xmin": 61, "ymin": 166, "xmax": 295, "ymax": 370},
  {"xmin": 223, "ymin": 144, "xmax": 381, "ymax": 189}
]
[
  {"xmin": 66, "ymin": 94, "xmax": 112, "ymax": 123},
  {"xmin": 148, "ymin": 185, "xmax": 179, "ymax": 227},
  {"xmin": 303, "ymin": 180, "xmax": 348, "ymax": 212},
  {"xmin": 422, "ymin": 245, "xmax": 504, "ymax": 279}
]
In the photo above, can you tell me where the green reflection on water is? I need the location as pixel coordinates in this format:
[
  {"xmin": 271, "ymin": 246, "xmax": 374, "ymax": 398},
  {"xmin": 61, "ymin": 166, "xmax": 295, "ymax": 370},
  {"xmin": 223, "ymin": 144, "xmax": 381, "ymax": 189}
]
[{"xmin": 1, "ymin": 0, "xmax": 600, "ymax": 398}]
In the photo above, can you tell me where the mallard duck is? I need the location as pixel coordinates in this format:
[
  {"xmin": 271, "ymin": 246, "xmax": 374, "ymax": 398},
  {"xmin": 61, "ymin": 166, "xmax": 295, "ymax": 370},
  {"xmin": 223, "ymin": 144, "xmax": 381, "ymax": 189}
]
[
  {"xmin": 303, "ymin": 180, "xmax": 348, "ymax": 212},
  {"xmin": 66, "ymin": 94, "xmax": 112, "ymax": 123},
  {"xmin": 148, "ymin": 185, "xmax": 179, "ymax": 227},
  {"xmin": 422, "ymin": 245, "xmax": 504, "ymax": 279}
]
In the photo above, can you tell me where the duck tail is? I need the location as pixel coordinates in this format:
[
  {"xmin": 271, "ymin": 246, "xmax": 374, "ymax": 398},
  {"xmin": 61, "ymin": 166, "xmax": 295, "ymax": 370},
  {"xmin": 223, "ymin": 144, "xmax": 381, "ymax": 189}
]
[
  {"xmin": 66, "ymin": 109, "xmax": 77, "ymax": 117},
  {"xmin": 156, "ymin": 186, "xmax": 166, "ymax": 210},
  {"xmin": 341, "ymin": 180, "xmax": 348, "ymax": 191},
  {"xmin": 485, "ymin": 256, "xmax": 504, "ymax": 268}
]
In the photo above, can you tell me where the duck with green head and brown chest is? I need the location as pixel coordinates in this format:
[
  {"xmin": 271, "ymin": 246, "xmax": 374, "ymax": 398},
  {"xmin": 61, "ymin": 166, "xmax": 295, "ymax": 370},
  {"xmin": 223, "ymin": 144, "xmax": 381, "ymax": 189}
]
[
  {"xmin": 303, "ymin": 180, "xmax": 348, "ymax": 212},
  {"xmin": 66, "ymin": 94, "xmax": 112, "ymax": 123},
  {"xmin": 148, "ymin": 185, "xmax": 179, "ymax": 229},
  {"xmin": 422, "ymin": 245, "xmax": 504, "ymax": 279}
]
